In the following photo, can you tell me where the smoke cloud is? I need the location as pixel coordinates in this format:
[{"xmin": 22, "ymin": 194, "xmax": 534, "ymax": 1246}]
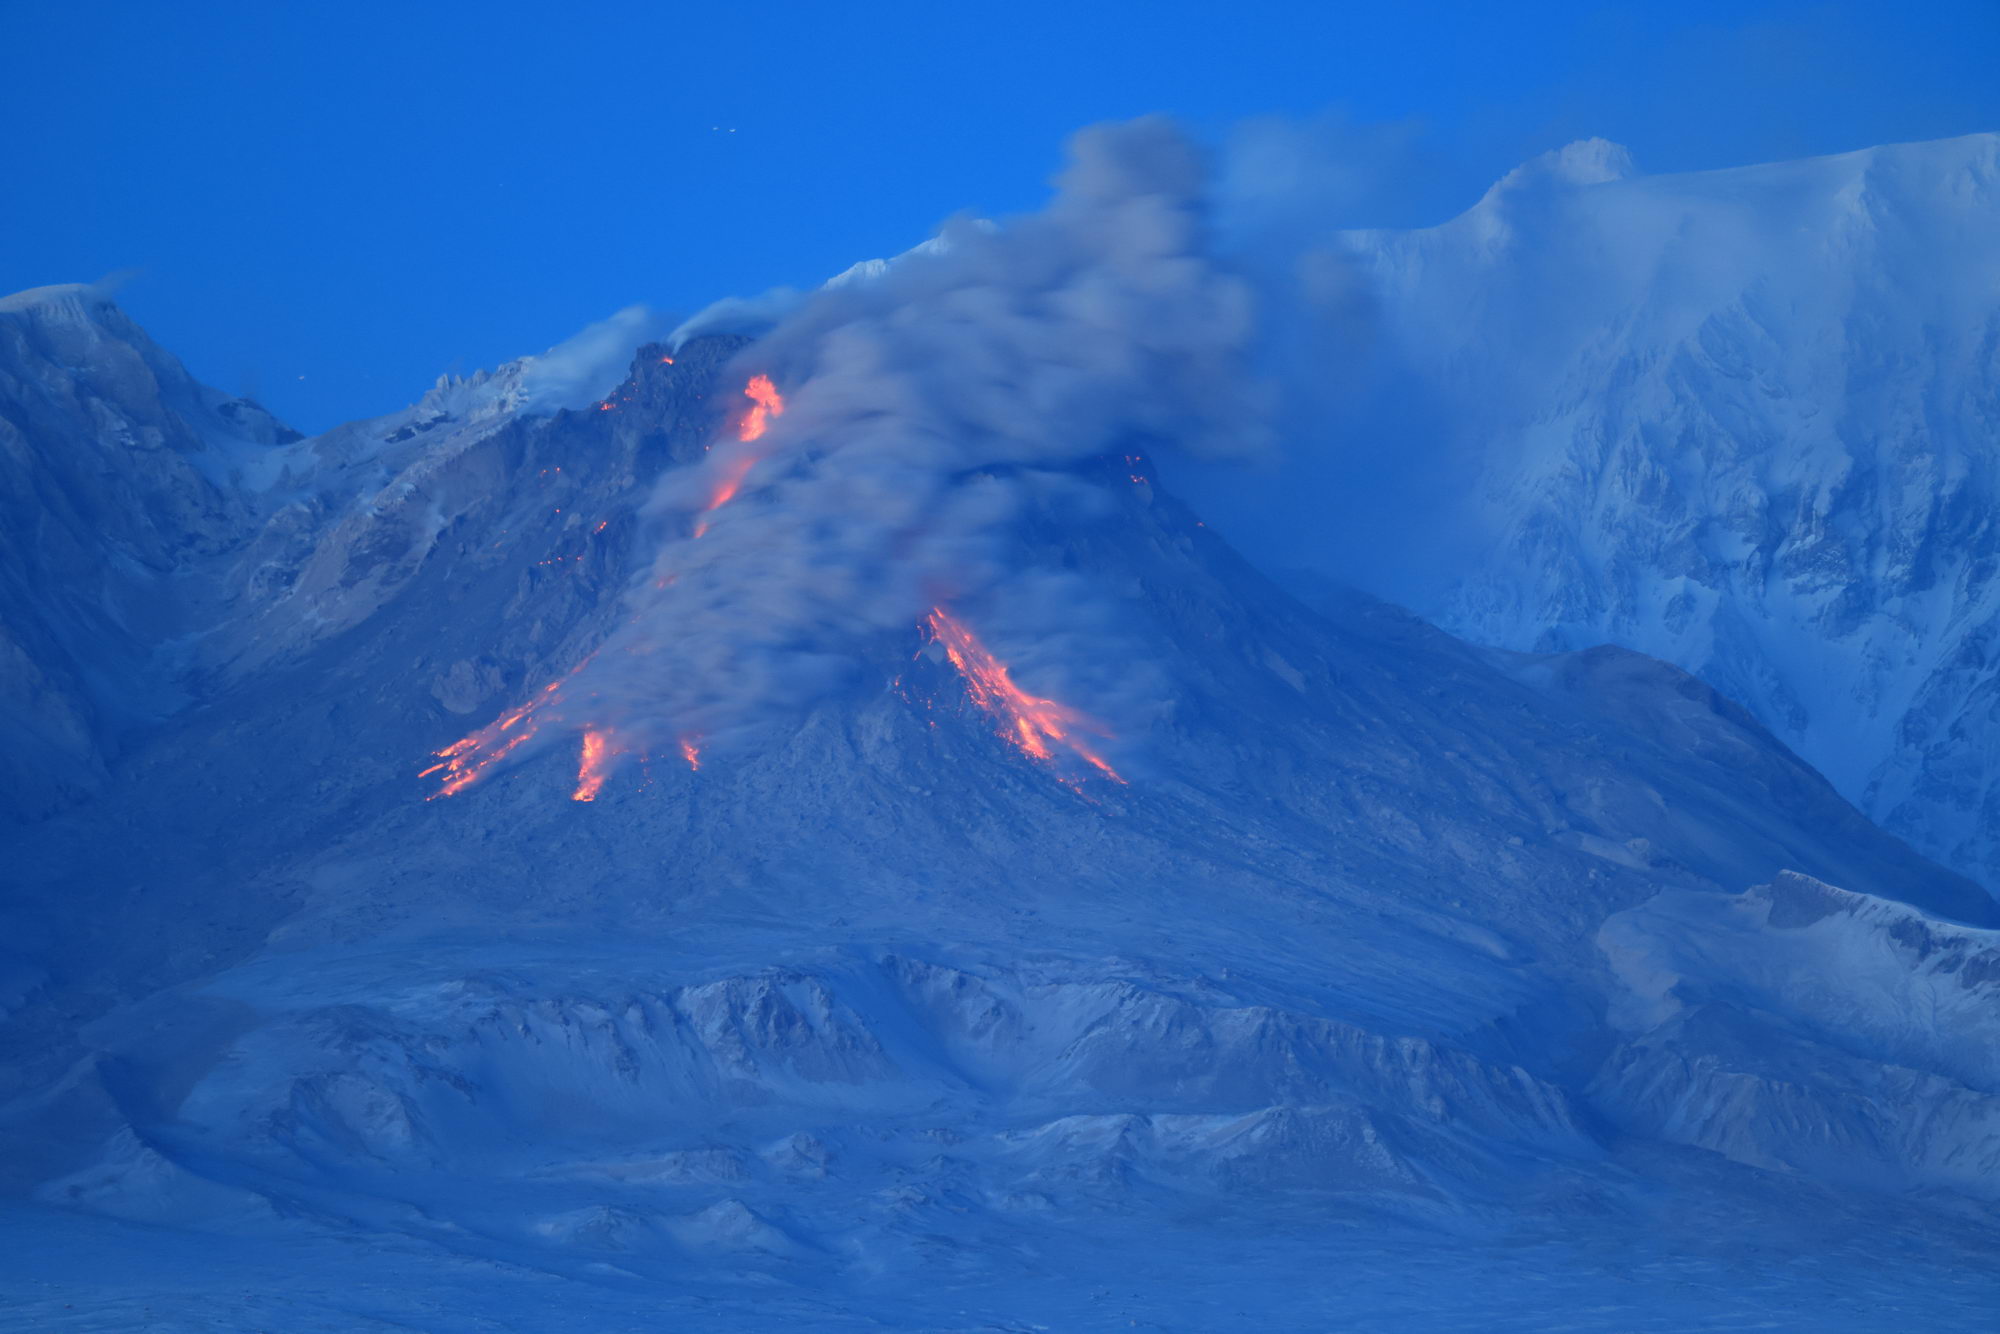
[{"xmin": 565, "ymin": 116, "xmax": 1269, "ymax": 765}]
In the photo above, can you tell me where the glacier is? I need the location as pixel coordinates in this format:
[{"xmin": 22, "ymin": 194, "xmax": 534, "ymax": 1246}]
[{"xmin": 4, "ymin": 128, "xmax": 2000, "ymax": 1331}]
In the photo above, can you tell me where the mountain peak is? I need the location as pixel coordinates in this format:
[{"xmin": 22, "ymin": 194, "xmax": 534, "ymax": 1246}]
[
  {"xmin": 0, "ymin": 279, "xmax": 128, "ymax": 319},
  {"xmin": 1478, "ymin": 138, "xmax": 1638, "ymax": 207},
  {"xmin": 0, "ymin": 280, "xmax": 159, "ymax": 348}
]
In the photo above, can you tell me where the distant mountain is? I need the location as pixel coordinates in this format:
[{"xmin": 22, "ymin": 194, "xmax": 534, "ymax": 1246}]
[{"xmin": 1267, "ymin": 131, "xmax": 2000, "ymax": 897}]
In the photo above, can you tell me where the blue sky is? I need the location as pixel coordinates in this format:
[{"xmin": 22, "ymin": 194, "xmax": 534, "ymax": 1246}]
[{"xmin": 4, "ymin": 0, "xmax": 1996, "ymax": 431}]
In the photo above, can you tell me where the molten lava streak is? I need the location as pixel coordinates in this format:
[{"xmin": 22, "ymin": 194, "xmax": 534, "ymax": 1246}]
[
  {"xmin": 693, "ymin": 455, "xmax": 758, "ymax": 538},
  {"xmin": 573, "ymin": 728, "xmax": 615, "ymax": 801},
  {"xmin": 430, "ymin": 698, "xmax": 633, "ymax": 803},
  {"xmin": 693, "ymin": 375, "xmax": 787, "ymax": 538},
  {"xmin": 925, "ymin": 607, "xmax": 1124, "ymax": 784},
  {"xmin": 427, "ymin": 377, "xmax": 791, "ymax": 800},
  {"xmin": 423, "ymin": 680, "xmax": 567, "ymax": 799}
]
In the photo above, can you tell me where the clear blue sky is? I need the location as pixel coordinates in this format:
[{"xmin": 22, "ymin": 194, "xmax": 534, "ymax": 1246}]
[{"xmin": 4, "ymin": 0, "xmax": 1995, "ymax": 431}]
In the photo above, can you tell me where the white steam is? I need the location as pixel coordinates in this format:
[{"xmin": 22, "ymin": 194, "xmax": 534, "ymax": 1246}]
[{"xmin": 518, "ymin": 305, "xmax": 673, "ymax": 413}]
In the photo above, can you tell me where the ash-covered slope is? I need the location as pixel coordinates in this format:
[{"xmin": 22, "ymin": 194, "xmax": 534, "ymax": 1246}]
[
  {"xmin": 1257, "ymin": 131, "xmax": 2000, "ymax": 896},
  {"xmin": 5, "ymin": 125, "xmax": 1999, "ymax": 1329}
]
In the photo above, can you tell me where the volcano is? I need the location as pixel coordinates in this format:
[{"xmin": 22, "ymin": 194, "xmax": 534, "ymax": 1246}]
[{"xmin": 4, "ymin": 129, "xmax": 2000, "ymax": 1331}]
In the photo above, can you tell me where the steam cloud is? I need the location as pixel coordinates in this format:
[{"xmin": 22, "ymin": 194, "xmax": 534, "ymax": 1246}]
[
  {"xmin": 519, "ymin": 304, "xmax": 673, "ymax": 413},
  {"xmin": 563, "ymin": 117, "xmax": 1270, "ymax": 764}
]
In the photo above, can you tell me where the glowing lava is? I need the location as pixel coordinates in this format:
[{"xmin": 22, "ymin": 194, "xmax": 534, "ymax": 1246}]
[
  {"xmin": 573, "ymin": 728, "xmax": 614, "ymax": 801},
  {"xmin": 925, "ymin": 607, "xmax": 1124, "ymax": 784},
  {"xmin": 737, "ymin": 373, "xmax": 784, "ymax": 442},
  {"xmin": 424, "ymin": 681, "xmax": 565, "ymax": 799},
  {"xmin": 693, "ymin": 455, "xmax": 758, "ymax": 538},
  {"xmin": 692, "ymin": 375, "xmax": 787, "ymax": 538},
  {"xmin": 426, "ymin": 376, "xmax": 790, "ymax": 800}
]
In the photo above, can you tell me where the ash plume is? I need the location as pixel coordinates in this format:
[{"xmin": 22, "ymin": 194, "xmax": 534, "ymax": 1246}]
[{"xmin": 561, "ymin": 116, "xmax": 1271, "ymax": 770}]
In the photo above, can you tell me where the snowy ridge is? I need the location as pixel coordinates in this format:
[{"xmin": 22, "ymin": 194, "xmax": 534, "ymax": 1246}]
[
  {"xmin": 1319, "ymin": 131, "xmax": 2000, "ymax": 895},
  {"xmin": 669, "ymin": 228, "xmax": 977, "ymax": 347},
  {"xmin": 1598, "ymin": 871, "xmax": 2000, "ymax": 1195}
]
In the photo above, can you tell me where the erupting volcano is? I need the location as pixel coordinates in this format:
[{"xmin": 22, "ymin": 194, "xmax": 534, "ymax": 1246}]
[
  {"xmin": 926, "ymin": 606, "xmax": 1124, "ymax": 785},
  {"xmin": 13, "ymin": 92, "xmax": 2000, "ymax": 1334}
]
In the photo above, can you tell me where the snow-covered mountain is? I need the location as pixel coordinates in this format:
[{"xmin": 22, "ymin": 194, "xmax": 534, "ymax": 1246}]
[
  {"xmin": 1254, "ymin": 131, "xmax": 2000, "ymax": 897},
  {"xmin": 4, "ymin": 125, "xmax": 2000, "ymax": 1329}
]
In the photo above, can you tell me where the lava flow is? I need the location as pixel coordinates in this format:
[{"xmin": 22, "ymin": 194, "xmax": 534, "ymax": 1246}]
[
  {"xmin": 427, "ymin": 375, "xmax": 788, "ymax": 800},
  {"xmin": 925, "ymin": 607, "xmax": 1124, "ymax": 784},
  {"xmin": 431, "ymin": 694, "xmax": 640, "ymax": 803},
  {"xmin": 573, "ymin": 728, "xmax": 615, "ymax": 801},
  {"xmin": 423, "ymin": 679, "xmax": 566, "ymax": 799},
  {"xmin": 693, "ymin": 374, "xmax": 786, "ymax": 538}
]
